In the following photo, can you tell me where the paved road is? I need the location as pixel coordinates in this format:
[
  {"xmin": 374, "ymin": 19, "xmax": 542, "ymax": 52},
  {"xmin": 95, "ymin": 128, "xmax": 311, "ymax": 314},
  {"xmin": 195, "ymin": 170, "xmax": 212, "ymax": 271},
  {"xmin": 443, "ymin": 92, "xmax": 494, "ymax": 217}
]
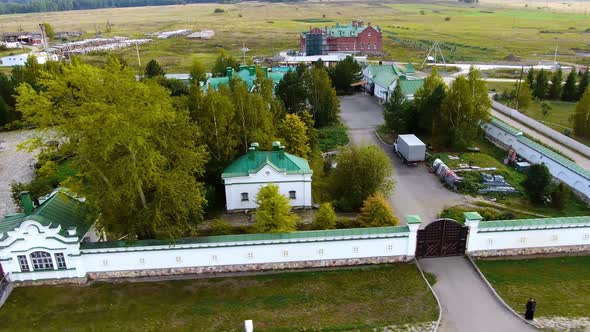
[
  {"xmin": 339, "ymin": 94, "xmax": 465, "ymax": 224},
  {"xmin": 491, "ymin": 109, "xmax": 590, "ymax": 170},
  {"xmin": 420, "ymin": 256, "xmax": 535, "ymax": 332},
  {"xmin": 0, "ymin": 130, "xmax": 37, "ymax": 217}
]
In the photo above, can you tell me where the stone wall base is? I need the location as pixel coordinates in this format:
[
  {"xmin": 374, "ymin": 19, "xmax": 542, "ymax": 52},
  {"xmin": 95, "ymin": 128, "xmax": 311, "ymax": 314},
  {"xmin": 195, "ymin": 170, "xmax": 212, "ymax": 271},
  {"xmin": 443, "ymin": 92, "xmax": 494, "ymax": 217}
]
[
  {"xmin": 87, "ymin": 255, "xmax": 411, "ymax": 280},
  {"xmin": 469, "ymin": 245, "xmax": 590, "ymax": 258},
  {"xmin": 13, "ymin": 277, "xmax": 88, "ymax": 287}
]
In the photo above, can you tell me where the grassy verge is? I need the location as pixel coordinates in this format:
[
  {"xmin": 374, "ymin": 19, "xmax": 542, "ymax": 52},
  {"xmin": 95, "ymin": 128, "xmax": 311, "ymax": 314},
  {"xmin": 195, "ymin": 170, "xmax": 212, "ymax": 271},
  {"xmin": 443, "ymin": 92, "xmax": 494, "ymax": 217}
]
[
  {"xmin": 477, "ymin": 256, "xmax": 590, "ymax": 318},
  {"xmin": 318, "ymin": 123, "xmax": 349, "ymax": 152},
  {"xmin": 0, "ymin": 264, "xmax": 438, "ymax": 331},
  {"xmin": 376, "ymin": 124, "xmax": 396, "ymax": 145}
]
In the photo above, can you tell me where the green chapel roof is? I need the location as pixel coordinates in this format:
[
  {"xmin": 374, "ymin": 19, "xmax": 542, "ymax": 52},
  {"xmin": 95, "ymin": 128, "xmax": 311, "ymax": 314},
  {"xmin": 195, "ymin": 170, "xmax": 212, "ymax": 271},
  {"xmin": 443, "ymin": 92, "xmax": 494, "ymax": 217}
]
[
  {"xmin": 399, "ymin": 78, "xmax": 424, "ymax": 96},
  {"xmin": 0, "ymin": 190, "xmax": 93, "ymax": 239},
  {"xmin": 222, "ymin": 144, "xmax": 313, "ymax": 178}
]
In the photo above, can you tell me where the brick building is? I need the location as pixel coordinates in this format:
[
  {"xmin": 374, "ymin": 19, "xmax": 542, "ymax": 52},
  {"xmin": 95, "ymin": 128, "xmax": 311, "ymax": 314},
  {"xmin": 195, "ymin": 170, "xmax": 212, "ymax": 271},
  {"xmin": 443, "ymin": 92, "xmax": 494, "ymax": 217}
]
[{"xmin": 300, "ymin": 20, "xmax": 382, "ymax": 56}]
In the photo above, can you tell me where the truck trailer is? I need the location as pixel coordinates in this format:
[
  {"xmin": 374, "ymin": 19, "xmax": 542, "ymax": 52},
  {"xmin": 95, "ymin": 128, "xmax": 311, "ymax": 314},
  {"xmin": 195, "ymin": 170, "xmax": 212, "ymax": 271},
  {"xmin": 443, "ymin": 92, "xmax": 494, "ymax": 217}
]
[{"xmin": 393, "ymin": 134, "xmax": 426, "ymax": 165}]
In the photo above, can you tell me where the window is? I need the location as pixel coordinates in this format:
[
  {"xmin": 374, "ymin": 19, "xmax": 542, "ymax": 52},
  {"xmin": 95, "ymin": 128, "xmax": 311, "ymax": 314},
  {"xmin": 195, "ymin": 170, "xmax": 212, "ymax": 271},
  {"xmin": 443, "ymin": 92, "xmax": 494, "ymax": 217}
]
[
  {"xmin": 138, "ymin": 258, "xmax": 145, "ymax": 265},
  {"xmin": 212, "ymin": 255, "xmax": 218, "ymax": 261},
  {"xmin": 374, "ymin": 43, "xmax": 377, "ymax": 50},
  {"xmin": 519, "ymin": 237, "xmax": 527, "ymax": 243},
  {"xmin": 282, "ymin": 250, "xmax": 289, "ymax": 257},
  {"xmin": 368, "ymin": 31, "xmax": 372, "ymax": 37},
  {"xmin": 318, "ymin": 249, "xmax": 324, "ymax": 256},
  {"xmin": 102, "ymin": 259, "xmax": 109, "ymax": 266},
  {"xmin": 55, "ymin": 253, "xmax": 67, "ymax": 269},
  {"xmin": 247, "ymin": 252, "xmax": 254, "ymax": 259},
  {"xmin": 17, "ymin": 255, "xmax": 29, "ymax": 272},
  {"xmin": 551, "ymin": 234, "xmax": 559, "ymax": 241},
  {"xmin": 176, "ymin": 256, "xmax": 182, "ymax": 263},
  {"xmin": 386, "ymin": 245, "xmax": 393, "ymax": 252},
  {"xmin": 353, "ymin": 247, "xmax": 359, "ymax": 254},
  {"xmin": 30, "ymin": 251, "xmax": 54, "ymax": 270},
  {"xmin": 289, "ymin": 191, "xmax": 296, "ymax": 199},
  {"xmin": 360, "ymin": 43, "xmax": 364, "ymax": 50},
  {"xmin": 241, "ymin": 192, "xmax": 249, "ymax": 201}
]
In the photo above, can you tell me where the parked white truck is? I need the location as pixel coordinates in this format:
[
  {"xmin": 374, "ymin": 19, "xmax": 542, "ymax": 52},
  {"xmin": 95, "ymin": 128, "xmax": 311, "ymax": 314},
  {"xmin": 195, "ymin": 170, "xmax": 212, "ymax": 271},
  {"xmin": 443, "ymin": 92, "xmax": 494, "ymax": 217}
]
[{"xmin": 393, "ymin": 134, "xmax": 426, "ymax": 165}]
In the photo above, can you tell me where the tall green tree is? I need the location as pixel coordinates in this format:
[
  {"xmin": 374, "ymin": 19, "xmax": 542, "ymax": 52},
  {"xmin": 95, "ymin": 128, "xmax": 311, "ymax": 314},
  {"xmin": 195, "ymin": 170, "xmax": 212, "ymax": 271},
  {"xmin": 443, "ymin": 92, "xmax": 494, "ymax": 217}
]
[
  {"xmin": 358, "ymin": 193, "xmax": 398, "ymax": 227},
  {"xmin": 330, "ymin": 145, "xmax": 394, "ymax": 211},
  {"xmin": 533, "ymin": 69, "xmax": 548, "ymax": 99},
  {"xmin": 574, "ymin": 86, "xmax": 590, "ymax": 138},
  {"xmin": 16, "ymin": 60, "xmax": 209, "ymax": 240},
  {"xmin": 517, "ymin": 82, "xmax": 533, "ymax": 110},
  {"xmin": 188, "ymin": 58, "xmax": 207, "ymax": 83},
  {"xmin": 414, "ymin": 68, "xmax": 447, "ymax": 137},
  {"xmin": 276, "ymin": 70, "xmax": 307, "ymax": 114},
  {"xmin": 42, "ymin": 22, "xmax": 55, "ymax": 40},
  {"xmin": 383, "ymin": 82, "xmax": 410, "ymax": 133},
  {"xmin": 212, "ymin": 50, "xmax": 239, "ymax": 77},
  {"xmin": 278, "ymin": 113, "xmax": 311, "ymax": 158},
  {"xmin": 253, "ymin": 184, "xmax": 298, "ymax": 233},
  {"xmin": 562, "ymin": 70, "xmax": 578, "ymax": 102},
  {"xmin": 440, "ymin": 67, "xmax": 491, "ymax": 149},
  {"xmin": 144, "ymin": 59, "xmax": 165, "ymax": 78},
  {"xmin": 306, "ymin": 67, "xmax": 340, "ymax": 127},
  {"xmin": 522, "ymin": 164, "xmax": 552, "ymax": 204},
  {"xmin": 526, "ymin": 67, "xmax": 535, "ymax": 91},
  {"xmin": 548, "ymin": 68, "xmax": 563, "ymax": 100},
  {"xmin": 578, "ymin": 69, "xmax": 589, "ymax": 101},
  {"xmin": 328, "ymin": 56, "xmax": 362, "ymax": 93}
]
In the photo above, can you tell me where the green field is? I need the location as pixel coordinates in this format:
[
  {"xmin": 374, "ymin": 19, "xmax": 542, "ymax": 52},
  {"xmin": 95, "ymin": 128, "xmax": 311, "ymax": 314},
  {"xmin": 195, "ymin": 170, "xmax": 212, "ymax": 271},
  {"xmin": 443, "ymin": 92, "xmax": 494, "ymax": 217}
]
[
  {"xmin": 477, "ymin": 256, "xmax": 590, "ymax": 318},
  {"xmin": 0, "ymin": 264, "xmax": 438, "ymax": 331},
  {"xmin": 0, "ymin": 1, "xmax": 589, "ymax": 72}
]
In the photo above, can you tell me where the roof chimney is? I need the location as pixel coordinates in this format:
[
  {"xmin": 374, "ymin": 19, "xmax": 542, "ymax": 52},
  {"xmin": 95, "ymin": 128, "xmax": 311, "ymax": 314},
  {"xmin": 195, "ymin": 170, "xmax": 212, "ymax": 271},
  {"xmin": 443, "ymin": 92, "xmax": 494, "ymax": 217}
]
[
  {"xmin": 261, "ymin": 66, "xmax": 268, "ymax": 78},
  {"xmin": 250, "ymin": 142, "xmax": 259, "ymax": 151},
  {"xmin": 249, "ymin": 65, "xmax": 256, "ymax": 76},
  {"xmin": 226, "ymin": 67, "xmax": 233, "ymax": 79},
  {"xmin": 20, "ymin": 191, "xmax": 34, "ymax": 215},
  {"xmin": 272, "ymin": 141, "xmax": 281, "ymax": 151}
]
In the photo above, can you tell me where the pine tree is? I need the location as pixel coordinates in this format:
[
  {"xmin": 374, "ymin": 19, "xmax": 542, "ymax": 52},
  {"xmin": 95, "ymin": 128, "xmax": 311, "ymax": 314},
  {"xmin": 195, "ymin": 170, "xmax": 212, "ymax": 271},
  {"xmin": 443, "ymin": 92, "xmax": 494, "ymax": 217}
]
[
  {"xmin": 578, "ymin": 69, "xmax": 589, "ymax": 101},
  {"xmin": 313, "ymin": 202, "xmax": 337, "ymax": 230},
  {"xmin": 548, "ymin": 68, "xmax": 562, "ymax": 100},
  {"xmin": 188, "ymin": 58, "xmax": 207, "ymax": 83},
  {"xmin": 144, "ymin": 59, "xmax": 165, "ymax": 78},
  {"xmin": 534, "ymin": 69, "xmax": 548, "ymax": 99},
  {"xmin": 574, "ymin": 87, "xmax": 590, "ymax": 138},
  {"xmin": 561, "ymin": 70, "xmax": 578, "ymax": 102},
  {"xmin": 526, "ymin": 67, "xmax": 535, "ymax": 91},
  {"xmin": 253, "ymin": 184, "xmax": 298, "ymax": 233},
  {"xmin": 517, "ymin": 82, "xmax": 533, "ymax": 110},
  {"xmin": 358, "ymin": 193, "xmax": 398, "ymax": 227},
  {"xmin": 383, "ymin": 82, "xmax": 408, "ymax": 132}
]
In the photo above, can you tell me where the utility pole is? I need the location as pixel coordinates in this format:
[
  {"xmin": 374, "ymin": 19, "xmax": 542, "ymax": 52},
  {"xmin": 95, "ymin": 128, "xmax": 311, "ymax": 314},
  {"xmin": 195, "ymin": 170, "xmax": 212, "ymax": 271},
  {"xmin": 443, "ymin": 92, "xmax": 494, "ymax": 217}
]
[
  {"xmin": 241, "ymin": 41, "xmax": 249, "ymax": 65},
  {"xmin": 136, "ymin": 43, "xmax": 141, "ymax": 74}
]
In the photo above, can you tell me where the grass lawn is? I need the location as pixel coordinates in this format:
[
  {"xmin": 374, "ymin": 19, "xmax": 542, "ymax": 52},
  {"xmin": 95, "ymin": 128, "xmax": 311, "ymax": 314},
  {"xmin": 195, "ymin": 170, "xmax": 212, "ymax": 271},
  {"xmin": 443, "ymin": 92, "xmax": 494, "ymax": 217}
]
[
  {"xmin": 486, "ymin": 81, "xmax": 518, "ymax": 93},
  {"xmin": 0, "ymin": 2, "xmax": 589, "ymax": 72},
  {"xmin": 0, "ymin": 264, "xmax": 437, "ymax": 331},
  {"xmin": 318, "ymin": 123, "xmax": 349, "ymax": 152},
  {"xmin": 477, "ymin": 256, "xmax": 590, "ymax": 318}
]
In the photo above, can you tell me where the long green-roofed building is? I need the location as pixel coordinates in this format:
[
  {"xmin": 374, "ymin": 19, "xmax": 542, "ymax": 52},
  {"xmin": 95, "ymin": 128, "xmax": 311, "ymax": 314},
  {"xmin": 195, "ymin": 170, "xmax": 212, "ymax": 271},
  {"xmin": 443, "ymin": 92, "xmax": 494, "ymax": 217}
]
[{"xmin": 363, "ymin": 63, "xmax": 424, "ymax": 101}]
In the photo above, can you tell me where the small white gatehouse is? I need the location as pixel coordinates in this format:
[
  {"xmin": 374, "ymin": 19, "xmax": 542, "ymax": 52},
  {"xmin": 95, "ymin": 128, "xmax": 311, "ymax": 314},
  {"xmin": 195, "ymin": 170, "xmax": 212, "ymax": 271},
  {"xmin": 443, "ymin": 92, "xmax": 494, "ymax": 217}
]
[{"xmin": 222, "ymin": 141, "xmax": 313, "ymax": 211}]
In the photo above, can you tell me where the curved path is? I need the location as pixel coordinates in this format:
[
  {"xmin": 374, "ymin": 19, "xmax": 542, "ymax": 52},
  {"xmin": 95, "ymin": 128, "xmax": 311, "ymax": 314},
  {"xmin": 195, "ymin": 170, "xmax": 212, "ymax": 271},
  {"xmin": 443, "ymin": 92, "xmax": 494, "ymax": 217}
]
[
  {"xmin": 339, "ymin": 94, "xmax": 465, "ymax": 224},
  {"xmin": 420, "ymin": 257, "xmax": 535, "ymax": 332}
]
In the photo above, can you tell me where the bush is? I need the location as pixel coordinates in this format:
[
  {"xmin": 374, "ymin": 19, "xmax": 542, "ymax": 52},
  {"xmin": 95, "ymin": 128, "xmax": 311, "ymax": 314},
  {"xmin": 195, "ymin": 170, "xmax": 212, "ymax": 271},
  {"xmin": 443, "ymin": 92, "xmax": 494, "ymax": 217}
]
[
  {"xmin": 208, "ymin": 219, "xmax": 232, "ymax": 235},
  {"xmin": 522, "ymin": 164, "xmax": 552, "ymax": 204},
  {"xmin": 445, "ymin": 17, "xmax": 451, "ymax": 21},
  {"xmin": 313, "ymin": 202, "xmax": 337, "ymax": 230},
  {"xmin": 358, "ymin": 193, "xmax": 398, "ymax": 227},
  {"xmin": 335, "ymin": 217, "xmax": 358, "ymax": 229},
  {"xmin": 550, "ymin": 182, "xmax": 571, "ymax": 210},
  {"xmin": 214, "ymin": 8, "xmax": 225, "ymax": 13}
]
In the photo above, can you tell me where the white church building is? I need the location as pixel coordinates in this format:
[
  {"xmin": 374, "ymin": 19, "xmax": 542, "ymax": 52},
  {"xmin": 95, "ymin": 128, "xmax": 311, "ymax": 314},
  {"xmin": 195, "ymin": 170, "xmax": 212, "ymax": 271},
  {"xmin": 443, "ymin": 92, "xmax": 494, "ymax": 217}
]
[{"xmin": 222, "ymin": 141, "xmax": 313, "ymax": 211}]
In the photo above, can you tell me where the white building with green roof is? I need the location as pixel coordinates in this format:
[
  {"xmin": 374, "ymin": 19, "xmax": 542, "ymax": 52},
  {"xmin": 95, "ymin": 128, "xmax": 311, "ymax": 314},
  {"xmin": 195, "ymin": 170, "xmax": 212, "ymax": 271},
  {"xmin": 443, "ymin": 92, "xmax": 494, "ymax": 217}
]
[
  {"xmin": 222, "ymin": 141, "xmax": 313, "ymax": 211},
  {"xmin": 363, "ymin": 63, "xmax": 424, "ymax": 101}
]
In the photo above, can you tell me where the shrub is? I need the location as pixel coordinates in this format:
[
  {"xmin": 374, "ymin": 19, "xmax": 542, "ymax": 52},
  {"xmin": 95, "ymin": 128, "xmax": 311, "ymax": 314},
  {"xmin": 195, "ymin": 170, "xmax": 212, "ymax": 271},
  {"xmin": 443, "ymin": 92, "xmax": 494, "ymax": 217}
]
[
  {"xmin": 336, "ymin": 217, "xmax": 358, "ymax": 229},
  {"xmin": 358, "ymin": 193, "xmax": 398, "ymax": 227},
  {"xmin": 445, "ymin": 17, "xmax": 451, "ymax": 21},
  {"xmin": 209, "ymin": 219, "xmax": 232, "ymax": 235},
  {"xmin": 313, "ymin": 202, "xmax": 337, "ymax": 230},
  {"xmin": 214, "ymin": 8, "xmax": 225, "ymax": 13},
  {"xmin": 551, "ymin": 182, "xmax": 571, "ymax": 210},
  {"xmin": 522, "ymin": 164, "xmax": 552, "ymax": 204}
]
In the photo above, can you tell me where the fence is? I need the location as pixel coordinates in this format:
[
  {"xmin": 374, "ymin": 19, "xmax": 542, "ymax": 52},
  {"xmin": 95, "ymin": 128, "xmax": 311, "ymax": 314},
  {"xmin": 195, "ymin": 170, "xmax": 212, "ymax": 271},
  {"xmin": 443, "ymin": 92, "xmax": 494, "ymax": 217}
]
[
  {"xmin": 465, "ymin": 213, "xmax": 590, "ymax": 257},
  {"xmin": 491, "ymin": 101, "xmax": 590, "ymax": 158}
]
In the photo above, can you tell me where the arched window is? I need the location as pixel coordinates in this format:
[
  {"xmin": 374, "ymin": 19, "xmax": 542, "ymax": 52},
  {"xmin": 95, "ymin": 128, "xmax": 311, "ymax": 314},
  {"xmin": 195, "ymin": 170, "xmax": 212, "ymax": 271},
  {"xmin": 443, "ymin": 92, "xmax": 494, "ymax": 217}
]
[{"xmin": 30, "ymin": 251, "xmax": 54, "ymax": 270}]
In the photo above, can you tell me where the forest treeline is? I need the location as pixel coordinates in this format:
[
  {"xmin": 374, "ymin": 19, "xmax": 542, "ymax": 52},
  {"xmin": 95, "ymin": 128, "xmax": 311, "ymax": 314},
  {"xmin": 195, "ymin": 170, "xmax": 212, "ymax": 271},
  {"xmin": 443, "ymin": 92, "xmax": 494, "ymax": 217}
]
[{"xmin": 0, "ymin": 0, "xmax": 300, "ymax": 15}]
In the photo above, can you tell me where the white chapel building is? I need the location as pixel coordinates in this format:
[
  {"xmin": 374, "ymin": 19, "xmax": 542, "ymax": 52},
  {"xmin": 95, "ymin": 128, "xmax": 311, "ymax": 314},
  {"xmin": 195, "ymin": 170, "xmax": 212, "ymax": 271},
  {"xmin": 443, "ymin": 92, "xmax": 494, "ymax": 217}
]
[{"xmin": 222, "ymin": 141, "xmax": 313, "ymax": 211}]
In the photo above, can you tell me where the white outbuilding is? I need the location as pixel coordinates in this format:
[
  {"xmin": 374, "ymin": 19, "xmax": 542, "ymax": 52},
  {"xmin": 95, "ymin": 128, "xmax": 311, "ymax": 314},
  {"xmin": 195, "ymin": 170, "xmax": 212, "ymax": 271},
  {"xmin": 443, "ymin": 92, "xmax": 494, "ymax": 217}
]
[
  {"xmin": 0, "ymin": 52, "xmax": 59, "ymax": 67},
  {"xmin": 222, "ymin": 142, "xmax": 313, "ymax": 211}
]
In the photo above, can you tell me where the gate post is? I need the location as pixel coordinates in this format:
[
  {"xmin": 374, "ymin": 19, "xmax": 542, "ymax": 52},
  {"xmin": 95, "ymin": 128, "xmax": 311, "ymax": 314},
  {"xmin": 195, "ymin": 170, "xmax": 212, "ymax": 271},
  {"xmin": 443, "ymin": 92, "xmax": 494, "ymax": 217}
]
[
  {"xmin": 405, "ymin": 215, "xmax": 422, "ymax": 259},
  {"xmin": 463, "ymin": 212, "xmax": 483, "ymax": 254}
]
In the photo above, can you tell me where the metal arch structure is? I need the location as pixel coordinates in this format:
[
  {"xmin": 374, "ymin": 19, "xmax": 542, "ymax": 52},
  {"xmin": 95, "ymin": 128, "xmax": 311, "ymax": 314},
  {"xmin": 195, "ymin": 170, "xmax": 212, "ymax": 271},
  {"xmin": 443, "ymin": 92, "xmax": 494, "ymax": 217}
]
[{"xmin": 416, "ymin": 218, "xmax": 469, "ymax": 258}]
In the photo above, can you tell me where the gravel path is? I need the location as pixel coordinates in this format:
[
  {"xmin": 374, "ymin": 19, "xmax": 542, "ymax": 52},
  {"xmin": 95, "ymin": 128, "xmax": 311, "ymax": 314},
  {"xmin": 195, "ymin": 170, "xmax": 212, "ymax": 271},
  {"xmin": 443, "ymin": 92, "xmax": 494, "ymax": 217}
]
[{"xmin": 0, "ymin": 130, "xmax": 38, "ymax": 217}]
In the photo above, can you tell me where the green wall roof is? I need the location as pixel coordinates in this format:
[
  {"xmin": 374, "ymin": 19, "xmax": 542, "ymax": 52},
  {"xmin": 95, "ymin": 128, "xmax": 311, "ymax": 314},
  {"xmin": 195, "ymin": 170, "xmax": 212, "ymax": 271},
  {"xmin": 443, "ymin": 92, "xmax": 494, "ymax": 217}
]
[
  {"xmin": 222, "ymin": 147, "xmax": 312, "ymax": 178},
  {"xmin": 478, "ymin": 215, "xmax": 590, "ymax": 232},
  {"xmin": 0, "ymin": 191, "xmax": 92, "ymax": 239}
]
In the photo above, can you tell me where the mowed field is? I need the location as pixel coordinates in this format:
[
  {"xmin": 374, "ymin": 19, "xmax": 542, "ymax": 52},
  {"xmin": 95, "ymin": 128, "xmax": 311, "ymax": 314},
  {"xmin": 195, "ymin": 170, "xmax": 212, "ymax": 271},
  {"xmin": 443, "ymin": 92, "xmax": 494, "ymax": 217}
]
[
  {"xmin": 0, "ymin": 264, "xmax": 438, "ymax": 331},
  {"xmin": 0, "ymin": 1, "xmax": 589, "ymax": 72}
]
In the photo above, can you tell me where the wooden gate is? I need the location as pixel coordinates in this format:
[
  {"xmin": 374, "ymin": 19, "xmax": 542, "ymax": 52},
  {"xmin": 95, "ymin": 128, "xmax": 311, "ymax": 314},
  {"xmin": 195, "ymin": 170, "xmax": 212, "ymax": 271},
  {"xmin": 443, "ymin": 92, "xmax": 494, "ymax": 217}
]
[{"xmin": 416, "ymin": 219, "xmax": 469, "ymax": 258}]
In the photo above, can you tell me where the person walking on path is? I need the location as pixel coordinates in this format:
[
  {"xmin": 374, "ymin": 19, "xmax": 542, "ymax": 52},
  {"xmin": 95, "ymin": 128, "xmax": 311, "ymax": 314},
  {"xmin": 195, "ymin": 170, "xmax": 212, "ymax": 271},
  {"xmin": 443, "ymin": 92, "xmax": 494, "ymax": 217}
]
[{"xmin": 525, "ymin": 298, "xmax": 537, "ymax": 320}]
